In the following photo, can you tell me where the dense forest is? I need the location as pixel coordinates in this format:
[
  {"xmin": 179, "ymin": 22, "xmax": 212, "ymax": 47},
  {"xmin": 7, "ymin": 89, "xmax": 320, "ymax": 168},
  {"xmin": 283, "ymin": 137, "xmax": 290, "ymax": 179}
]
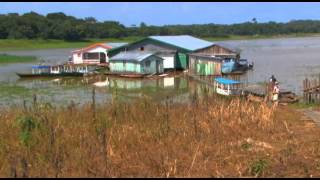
[{"xmin": 1, "ymin": 12, "xmax": 320, "ymax": 41}]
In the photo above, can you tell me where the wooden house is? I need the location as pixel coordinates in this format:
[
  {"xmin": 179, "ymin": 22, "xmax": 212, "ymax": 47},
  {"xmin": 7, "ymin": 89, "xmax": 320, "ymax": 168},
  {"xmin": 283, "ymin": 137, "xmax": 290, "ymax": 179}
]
[
  {"xmin": 70, "ymin": 42, "xmax": 127, "ymax": 65},
  {"xmin": 188, "ymin": 43, "xmax": 239, "ymax": 76},
  {"xmin": 192, "ymin": 43, "xmax": 239, "ymax": 59},
  {"xmin": 109, "ymin": 51, "xmax": 164, "ymax": 75},
  {"xmin": 108, "ymin": 35, "xmax": 215, "ymax": 70},
  {"xmin": 188, "ymin": 54, "xmax": 223, "ymax": 76}
]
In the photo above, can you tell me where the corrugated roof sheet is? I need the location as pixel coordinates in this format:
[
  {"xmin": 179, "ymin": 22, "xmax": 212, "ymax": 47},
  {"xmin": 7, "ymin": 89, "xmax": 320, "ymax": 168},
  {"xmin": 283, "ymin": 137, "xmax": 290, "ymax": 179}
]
[
  {"xmin": 149, "ymin": 35, "xmax": 214, "ymax": 51},
  {"xmin": 104, "ymin": 42, "xmax": 128, "ymax": 49},
  {"xmin": 110, "ymin": 51, "xmax": 156, "ymax": 62}
]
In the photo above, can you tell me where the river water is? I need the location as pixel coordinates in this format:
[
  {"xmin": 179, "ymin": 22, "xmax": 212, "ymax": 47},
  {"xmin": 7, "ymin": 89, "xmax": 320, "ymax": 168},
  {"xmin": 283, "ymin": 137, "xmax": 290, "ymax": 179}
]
[{"xmin": 0, "ymin": 37, "xmax": 320, "ymax": 106}]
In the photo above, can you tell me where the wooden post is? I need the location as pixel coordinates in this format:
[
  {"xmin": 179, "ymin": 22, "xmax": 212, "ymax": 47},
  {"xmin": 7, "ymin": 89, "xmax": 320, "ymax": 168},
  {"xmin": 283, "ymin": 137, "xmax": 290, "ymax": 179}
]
[
  {"xmin": 92, "ymin": 87, "xmax": 96, "ymax": 119},
  {"xmin": 303, "ymin": 79, "xmax": 305, "ymax": 103}
]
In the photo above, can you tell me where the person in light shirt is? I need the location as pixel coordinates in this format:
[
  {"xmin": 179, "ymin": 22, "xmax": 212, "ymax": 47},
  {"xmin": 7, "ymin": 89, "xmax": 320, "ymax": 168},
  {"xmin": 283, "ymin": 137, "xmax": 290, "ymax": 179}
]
[{"xmin": 272, "ymin": 81, "xmax": 280, "ymax": 106}]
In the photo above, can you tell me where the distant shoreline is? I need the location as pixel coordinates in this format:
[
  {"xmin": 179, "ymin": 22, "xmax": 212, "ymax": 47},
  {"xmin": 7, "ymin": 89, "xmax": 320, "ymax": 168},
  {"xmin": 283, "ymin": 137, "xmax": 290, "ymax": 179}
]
[{"xmin": 1, "ymin": 33, "xmax": 320, "ymax": 51}]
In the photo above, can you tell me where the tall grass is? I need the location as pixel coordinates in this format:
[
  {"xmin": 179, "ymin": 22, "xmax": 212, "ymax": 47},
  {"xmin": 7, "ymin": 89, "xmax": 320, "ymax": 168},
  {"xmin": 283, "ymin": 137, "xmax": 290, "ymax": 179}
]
[{"xmin": 0, "ymin": 91, "xmax": 319, "ymax": 177}]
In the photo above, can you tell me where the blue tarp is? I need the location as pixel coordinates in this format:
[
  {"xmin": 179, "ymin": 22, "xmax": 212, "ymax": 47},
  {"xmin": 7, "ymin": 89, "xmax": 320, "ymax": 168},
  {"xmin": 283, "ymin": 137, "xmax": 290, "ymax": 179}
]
[
  {"xmin": 215, "ymin": 77, "xmax": 240, "ymax": 85},
  {"xmin": 32, "ymin": 65, "xmax": 50, "ymax": 69}
]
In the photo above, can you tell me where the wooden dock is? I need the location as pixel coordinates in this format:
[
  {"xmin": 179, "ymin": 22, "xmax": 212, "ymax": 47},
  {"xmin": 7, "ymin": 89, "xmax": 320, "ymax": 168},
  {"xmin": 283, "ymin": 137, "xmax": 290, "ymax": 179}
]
[{"xmin": 187, "ymin": 73, "xmax": 298, "ymax": 104}]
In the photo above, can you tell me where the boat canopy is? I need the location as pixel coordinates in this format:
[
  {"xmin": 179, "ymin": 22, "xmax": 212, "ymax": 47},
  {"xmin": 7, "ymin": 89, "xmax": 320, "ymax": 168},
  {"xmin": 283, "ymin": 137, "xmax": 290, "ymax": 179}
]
[
  {"xmin": 32, "ymin": 65, "xmax": 51, "ymax": 69},
  {"xmin": 215, "ymin": 77, "xmax": 240, "ymax": 85}
]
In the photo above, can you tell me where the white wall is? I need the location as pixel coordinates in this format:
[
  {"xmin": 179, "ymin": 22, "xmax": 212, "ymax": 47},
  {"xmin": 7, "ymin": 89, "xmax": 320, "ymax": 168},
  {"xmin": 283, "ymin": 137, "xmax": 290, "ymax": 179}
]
[
  {"xmin": 162, "ymin": 56, "xmax": 174, "ymax": 69},
  {"xmin": 71, "ymin": 46, "xmax": 109, "ymax": 64},
  {"xmin": 72, "ymin": 53, "xmax": 83, "ymax": 64}
]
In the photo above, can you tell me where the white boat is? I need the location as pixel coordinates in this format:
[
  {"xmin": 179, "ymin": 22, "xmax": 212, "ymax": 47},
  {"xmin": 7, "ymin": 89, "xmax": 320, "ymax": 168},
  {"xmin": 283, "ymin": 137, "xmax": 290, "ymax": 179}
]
[{"xmin": 214, "ymin": 77, "xmax": 242, "ymax": 96}]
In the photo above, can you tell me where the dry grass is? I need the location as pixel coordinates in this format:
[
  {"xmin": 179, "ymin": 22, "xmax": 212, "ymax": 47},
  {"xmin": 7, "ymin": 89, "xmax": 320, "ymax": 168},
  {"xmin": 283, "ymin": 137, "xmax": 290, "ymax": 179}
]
[{"xmin": 0, "ymin": 93, "xmax": 320, "ymax": 177}]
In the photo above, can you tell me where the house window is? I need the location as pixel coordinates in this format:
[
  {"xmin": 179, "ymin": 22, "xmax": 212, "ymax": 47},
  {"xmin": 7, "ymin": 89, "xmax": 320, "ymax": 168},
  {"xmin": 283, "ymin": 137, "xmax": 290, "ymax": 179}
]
[{"xmin": 83, "ymin": 52, "xmax": 99, "ymax": 59}]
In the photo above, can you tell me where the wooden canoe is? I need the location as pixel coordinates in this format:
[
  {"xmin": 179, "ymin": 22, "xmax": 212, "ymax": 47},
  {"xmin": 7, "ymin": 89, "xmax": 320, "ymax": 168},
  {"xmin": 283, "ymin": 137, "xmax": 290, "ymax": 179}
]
[
  {"xmin": 16, "ymin": 72, "xmax": 84, "ymax": 78},
  {"xmin": 119, "ymin": 74, "xmax": 145, "ymax": 78}
]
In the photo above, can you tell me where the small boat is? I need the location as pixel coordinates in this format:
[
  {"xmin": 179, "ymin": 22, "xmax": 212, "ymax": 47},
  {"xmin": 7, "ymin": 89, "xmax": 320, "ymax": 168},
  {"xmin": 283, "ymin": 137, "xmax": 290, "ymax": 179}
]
[
  {"xmin": 214, "ymin": 77, "xmax": 242, "ymax": 96},
  {"xmin": 119, "ymin": 74, "xmax": 145, "ymax": 78},
  {"xmin": 221, "ymin": 58, "xmax": 237, "ymax": 74},
  {"xmin": 16, "ymin": 64, "xmax": 95, "ymax": 78},
  {"xmin": 16, "ymin": 72, "xmax": 84, "ymax": 78},
  {"xmin": 236, "ymin": 59, "xmax": 254, "ymax": 71}
]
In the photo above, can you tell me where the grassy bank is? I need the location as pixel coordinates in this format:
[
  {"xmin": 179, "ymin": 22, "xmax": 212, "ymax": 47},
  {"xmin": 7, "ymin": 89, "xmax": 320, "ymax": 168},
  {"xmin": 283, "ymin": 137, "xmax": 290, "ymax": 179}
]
[
  {"xmin": 0, "ymin": 37, "xmax": 143, "ymax": 51},
  {"xmin": 1, "ymin": 33, "xmax": 320, "ymax": 51},
  {"xmin": 0, "ymin": 92, "xmax": 320, "ymax": 177},
  {"xmin": 0, "ymin": 54, "xmax": 37, "ymax": 64}
]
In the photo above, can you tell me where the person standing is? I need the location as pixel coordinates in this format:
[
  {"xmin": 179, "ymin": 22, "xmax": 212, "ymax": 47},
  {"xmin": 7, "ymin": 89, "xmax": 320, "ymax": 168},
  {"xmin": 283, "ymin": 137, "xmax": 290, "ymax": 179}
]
[
  {"xmin": 272, "ymin": 81, "xmax": 280, "ymax": 106},
  {"xmin": 270, "ymin": 75, "xmax": 277, "ymax": 84},
  {"xmin": 268, "ymin": 75, "xmax": 277, "ymax": 102}
]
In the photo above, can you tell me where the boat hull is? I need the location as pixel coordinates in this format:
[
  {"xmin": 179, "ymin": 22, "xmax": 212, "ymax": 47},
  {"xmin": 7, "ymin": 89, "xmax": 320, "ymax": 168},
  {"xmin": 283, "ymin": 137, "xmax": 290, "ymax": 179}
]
[
  {"xmin": 119, "ymin": 74, "xmax": 145, "ymax": 78},
  {"xmin": 16, "ymin": 72, "xmax": 84, "ymax": 78},
  {"xmin": 216, "ymin": 87, "xmax": 241, "ymax": 96}
]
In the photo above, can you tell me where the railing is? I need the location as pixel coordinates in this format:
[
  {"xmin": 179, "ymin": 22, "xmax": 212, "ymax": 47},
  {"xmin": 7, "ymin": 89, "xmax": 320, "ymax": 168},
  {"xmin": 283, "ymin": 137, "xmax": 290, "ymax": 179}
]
[{"xmin": 303, "ymin": 74, "xmax": 320, "ymax": 103}]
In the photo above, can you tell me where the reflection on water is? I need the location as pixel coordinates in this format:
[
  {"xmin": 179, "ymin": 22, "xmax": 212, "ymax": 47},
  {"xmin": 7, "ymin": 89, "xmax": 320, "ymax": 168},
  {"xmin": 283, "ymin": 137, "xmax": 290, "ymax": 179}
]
[
  {"xmin": 219, "ymin": 36, "xmax": 320, "ymax": 94},
  {"xmin": 1, "ymin": 36, "xmax": 320, "ymax": 106},
  {"xmin": 0, "ymin": 75, "xmax": 195, "ymax": 107}
]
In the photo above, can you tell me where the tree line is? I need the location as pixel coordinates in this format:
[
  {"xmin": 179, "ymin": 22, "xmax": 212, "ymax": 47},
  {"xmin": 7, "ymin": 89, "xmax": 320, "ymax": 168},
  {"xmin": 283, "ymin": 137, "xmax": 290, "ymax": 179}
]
[{"xmin": 1, "ymin": 12, "xmax": 320, "ymax": 41}]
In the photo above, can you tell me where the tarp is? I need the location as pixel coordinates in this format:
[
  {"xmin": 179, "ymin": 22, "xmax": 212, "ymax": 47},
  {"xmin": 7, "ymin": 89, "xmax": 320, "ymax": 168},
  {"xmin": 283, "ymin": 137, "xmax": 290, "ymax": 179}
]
[
  {"xmin": 215, "ymin": 77, "xmax": 240, "ymax": 85},
  {"xmin": 32, "ymin": 65, "xmax": 51, "ymax": 69}
]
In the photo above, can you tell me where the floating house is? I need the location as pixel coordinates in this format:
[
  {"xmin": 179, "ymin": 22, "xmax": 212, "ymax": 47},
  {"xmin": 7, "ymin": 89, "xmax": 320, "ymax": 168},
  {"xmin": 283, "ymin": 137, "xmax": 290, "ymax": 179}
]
[
  {"xmin": 188, "ymin": 42, "xmax": 239, "ymax": 76},
  {"xmin": 188, "ymin": 54, "xmax": 223, "ymax": 76},
  {"xmin": 108, "ymin": 35, "xmax": 215, "ymax": 70},
  {"xmin": 70, "ymin": 42, "xmax": 128, "ymax": 65},
  {"xmin": 109, "ymin": 51, "xmax": 164, "ymax": 75},
  {"xmin": 191, "ymin": 43, "xmax": 239, "ymax": 59}
]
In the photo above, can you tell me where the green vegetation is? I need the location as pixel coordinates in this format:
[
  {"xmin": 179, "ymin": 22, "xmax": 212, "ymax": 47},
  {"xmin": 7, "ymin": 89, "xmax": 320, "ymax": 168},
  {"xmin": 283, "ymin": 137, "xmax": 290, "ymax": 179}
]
[
  {"xmin": 1, "ymin": 12, "xmax": 320, "ymax": 42},
  {"xmin": 0, "ymin": 54, "xmax": 37, "ymax": 63},
  {"xmin": 250, "ymin": 159, "xmax": 268, "ymax": 177},
  {"xmin": 1, "ymin": 33, "xmax": 319, "ymax": 51},
  {"xmin": 289, "ymin": 102, "xmax": 320, "ymax": 109},
  {"xmin": 0, "ymin": 83, "xmax": 32, "ymax": 97}
]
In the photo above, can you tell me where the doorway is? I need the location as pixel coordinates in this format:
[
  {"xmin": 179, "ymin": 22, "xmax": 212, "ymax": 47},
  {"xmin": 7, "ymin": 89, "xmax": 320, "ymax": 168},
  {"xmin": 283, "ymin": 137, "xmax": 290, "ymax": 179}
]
[{"xmin": 100, "ymin": 53, "xmax": 106, "ymax": 63}]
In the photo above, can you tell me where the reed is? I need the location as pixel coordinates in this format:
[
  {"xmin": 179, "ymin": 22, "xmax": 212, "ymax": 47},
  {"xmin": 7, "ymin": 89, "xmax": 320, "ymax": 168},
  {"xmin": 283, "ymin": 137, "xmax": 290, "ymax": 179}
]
[{"xmin": 0, "ymin": 93, "xmax": 319, "ymax": 177}]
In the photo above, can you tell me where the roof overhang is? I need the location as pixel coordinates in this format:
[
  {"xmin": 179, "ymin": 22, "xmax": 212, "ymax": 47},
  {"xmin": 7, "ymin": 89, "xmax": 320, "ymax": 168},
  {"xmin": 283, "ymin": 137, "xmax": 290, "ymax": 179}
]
[{"xmin": 72, "ymin": 43, "xmax": 113, "ymax": 54}]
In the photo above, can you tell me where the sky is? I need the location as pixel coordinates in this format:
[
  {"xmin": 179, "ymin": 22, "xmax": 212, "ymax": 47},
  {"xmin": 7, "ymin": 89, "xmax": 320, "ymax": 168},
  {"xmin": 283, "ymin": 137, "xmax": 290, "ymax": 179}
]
[{"xmin": 1, "ymin": 2, "xmax": 320, "ymax": 26}]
